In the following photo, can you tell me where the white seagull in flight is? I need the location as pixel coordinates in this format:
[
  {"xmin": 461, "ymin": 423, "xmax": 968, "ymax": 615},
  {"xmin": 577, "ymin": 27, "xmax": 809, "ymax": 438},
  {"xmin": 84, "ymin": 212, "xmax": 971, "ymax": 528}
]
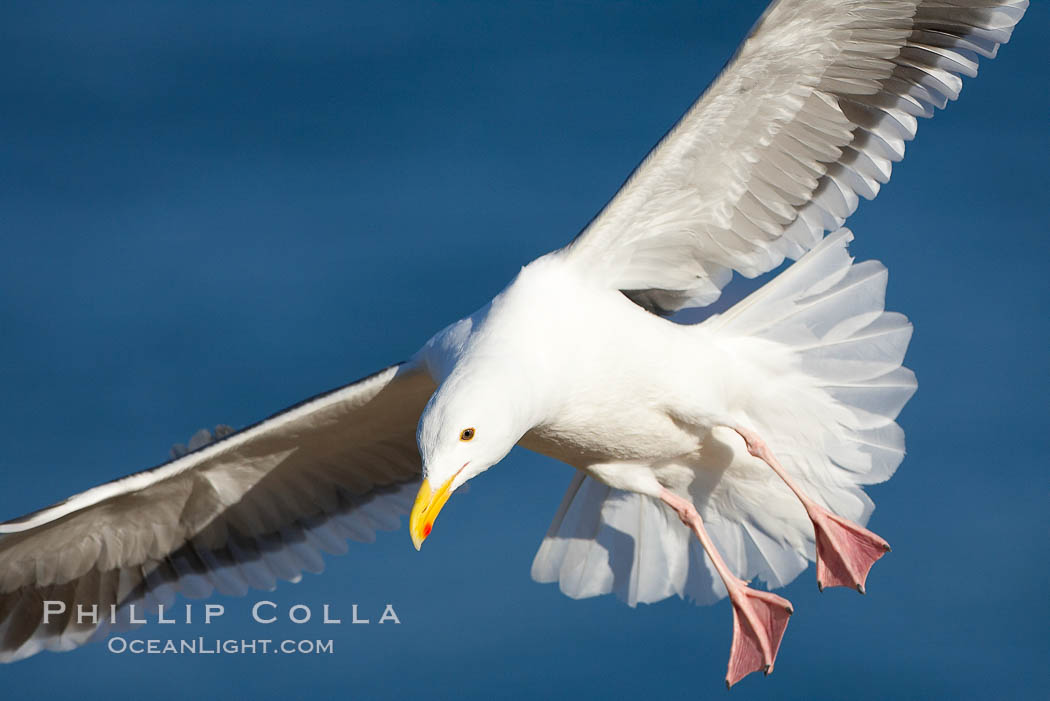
[{"xmin": 0, "ymin": 0, "xmax": 1027, "ymax": 686}]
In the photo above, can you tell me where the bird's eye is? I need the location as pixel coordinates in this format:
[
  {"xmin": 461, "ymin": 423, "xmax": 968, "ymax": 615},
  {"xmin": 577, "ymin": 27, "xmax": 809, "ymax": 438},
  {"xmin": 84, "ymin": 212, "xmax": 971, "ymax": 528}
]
[{"xmin": 459, "ymin": 427, "xmax": 475, "ymax": 441}]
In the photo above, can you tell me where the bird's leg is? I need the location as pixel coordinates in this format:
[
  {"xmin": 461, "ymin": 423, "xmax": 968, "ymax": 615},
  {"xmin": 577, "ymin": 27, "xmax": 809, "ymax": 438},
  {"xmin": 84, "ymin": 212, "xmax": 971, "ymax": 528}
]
[
  {"xmin": 659, "ymin": 488, "xmax": 792, "ymax": 688},
  {"xmin": 730, "ymin": 426, "xmax": 890, "ymax": 593}
]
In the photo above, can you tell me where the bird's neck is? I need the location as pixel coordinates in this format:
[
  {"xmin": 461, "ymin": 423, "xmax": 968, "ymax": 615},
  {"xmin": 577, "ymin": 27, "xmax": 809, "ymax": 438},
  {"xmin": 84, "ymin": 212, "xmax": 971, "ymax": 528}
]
[
  {"xmin": 453, "ymin": 353, "xmax": 553, "ymax": 441},
  {"xmin": 434, "ymin": 251, "xmax": 593, "ymax": 439}
]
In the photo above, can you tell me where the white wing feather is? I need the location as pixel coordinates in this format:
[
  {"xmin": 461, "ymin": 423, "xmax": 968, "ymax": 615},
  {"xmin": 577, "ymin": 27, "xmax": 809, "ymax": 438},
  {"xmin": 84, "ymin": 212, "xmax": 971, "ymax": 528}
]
[
  {"xmin": 0, "ymin": 362, "xmax": 435, "ymax": 662},
  {"xmin": 563, "ymin": 0, "xmax": 1028, "ymax": 313}
]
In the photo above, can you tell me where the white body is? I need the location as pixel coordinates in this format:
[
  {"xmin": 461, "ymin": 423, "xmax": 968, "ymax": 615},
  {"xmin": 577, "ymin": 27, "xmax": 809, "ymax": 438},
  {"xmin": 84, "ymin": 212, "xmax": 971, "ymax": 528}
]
[
  {"xmin": 428, "ymin": 257, "xmax": 767, "ymax": 490},
  {"xmin": 418, "ymin": 231, "xmax": 914, "ymax": 605}
]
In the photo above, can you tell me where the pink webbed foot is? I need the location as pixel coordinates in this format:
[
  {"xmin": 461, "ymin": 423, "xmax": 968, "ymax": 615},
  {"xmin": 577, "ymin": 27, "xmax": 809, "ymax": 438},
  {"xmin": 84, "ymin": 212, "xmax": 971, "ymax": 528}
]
[
  {"xmin": 658, "ymin": 487, "xmax": 795, "ymax": 687},
  {"xmin": 725, "ymin": 581, "xmax": 793, "ymax": 688},
  {"xmin": 810, "ymin": 505, "xmax": 891, "ymax": 594},
  {"xmin": 732, "ymin": 425, "xmax": 891, "ymax": 594}
]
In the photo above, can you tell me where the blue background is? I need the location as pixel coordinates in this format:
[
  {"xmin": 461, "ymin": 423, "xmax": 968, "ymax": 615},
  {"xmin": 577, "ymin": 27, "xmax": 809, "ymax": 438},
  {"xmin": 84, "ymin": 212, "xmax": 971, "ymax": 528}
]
[{"xmin": 1, "ymin": 1, "xmax": 1046, "ymax": 699}]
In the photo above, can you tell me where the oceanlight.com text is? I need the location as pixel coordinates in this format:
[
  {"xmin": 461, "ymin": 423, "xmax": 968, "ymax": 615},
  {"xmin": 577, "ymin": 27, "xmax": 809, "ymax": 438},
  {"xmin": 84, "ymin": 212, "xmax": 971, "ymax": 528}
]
[{"xmin": 107, "ymin": 637, "xmax": 335, "ymax": 655}]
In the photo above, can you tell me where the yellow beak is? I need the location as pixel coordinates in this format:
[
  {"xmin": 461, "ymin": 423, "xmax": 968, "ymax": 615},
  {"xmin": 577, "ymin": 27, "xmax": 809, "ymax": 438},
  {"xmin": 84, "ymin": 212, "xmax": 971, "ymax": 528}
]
[{"xmin": 409, "ymin": 476, "xmax": 456, "ymax": 550}]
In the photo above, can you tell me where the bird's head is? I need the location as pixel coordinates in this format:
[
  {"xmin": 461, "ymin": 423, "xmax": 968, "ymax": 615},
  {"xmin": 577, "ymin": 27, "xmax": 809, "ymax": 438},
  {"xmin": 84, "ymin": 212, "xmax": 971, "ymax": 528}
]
[{"xmin": 409, "ymin": 370, "xmax": 527, "ymax": 550}]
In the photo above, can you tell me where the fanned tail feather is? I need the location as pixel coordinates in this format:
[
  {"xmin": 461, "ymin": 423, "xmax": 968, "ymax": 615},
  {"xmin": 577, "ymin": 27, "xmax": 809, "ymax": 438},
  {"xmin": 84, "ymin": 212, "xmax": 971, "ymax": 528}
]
[{"xmin": 532, "ymin": 228, "xmax": 915, "ymax": 605}]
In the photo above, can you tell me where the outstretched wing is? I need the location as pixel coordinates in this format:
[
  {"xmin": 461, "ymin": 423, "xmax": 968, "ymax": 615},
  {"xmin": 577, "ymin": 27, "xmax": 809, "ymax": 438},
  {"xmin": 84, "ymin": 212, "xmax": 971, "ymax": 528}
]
[
  {"xmin": 0, "ymin": 362, "xmax": 435, "ymax": 662},
  {"xmin": 562, "ymin": 0, "xmax": 1027, "ymax": 314}
]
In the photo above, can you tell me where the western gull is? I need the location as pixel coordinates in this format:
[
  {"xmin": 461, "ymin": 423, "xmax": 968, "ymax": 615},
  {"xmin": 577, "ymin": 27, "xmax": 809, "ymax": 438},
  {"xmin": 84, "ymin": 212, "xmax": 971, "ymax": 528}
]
[{"xmin": 0, "ymin": 0, "xmax": 1027, "ymax": 686}]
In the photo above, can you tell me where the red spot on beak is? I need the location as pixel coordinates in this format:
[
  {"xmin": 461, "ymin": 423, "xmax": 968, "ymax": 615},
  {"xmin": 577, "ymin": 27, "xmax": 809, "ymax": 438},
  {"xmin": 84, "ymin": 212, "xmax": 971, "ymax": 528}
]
[{"xmin": 423, "ymin": 523, "xmax": 432, "ymax": 537}]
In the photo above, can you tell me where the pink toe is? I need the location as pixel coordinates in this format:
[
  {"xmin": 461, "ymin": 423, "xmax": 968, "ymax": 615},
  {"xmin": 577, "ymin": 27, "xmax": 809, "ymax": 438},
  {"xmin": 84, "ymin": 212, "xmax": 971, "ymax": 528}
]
[{"xmin": 813, "ymin": 508, "xmax": 890, "ymax": 592}]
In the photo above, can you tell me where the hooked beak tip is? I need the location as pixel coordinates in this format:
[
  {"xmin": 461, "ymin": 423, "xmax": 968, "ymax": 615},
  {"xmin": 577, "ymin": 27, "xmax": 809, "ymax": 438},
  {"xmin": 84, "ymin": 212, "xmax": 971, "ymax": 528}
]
[{"xmin": 410, "ymin": 478, "xmax": 446, "ymax": 550}]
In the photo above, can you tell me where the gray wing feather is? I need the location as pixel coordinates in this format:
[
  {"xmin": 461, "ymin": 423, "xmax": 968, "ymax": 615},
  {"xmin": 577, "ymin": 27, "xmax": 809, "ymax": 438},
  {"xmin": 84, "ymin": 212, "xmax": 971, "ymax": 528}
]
[
  {"xmin": 0, "ymin": 362, "xmax": 435, "ymax": 662},
  {"xmin": 564, "ymin": 0, "xmax": 1028, "ymax": 314}
]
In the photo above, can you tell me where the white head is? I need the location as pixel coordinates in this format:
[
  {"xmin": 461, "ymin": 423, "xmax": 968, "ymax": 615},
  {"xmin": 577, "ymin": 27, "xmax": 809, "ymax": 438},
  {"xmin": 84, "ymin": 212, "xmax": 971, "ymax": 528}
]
[{"xmin": 408, "ymin": 366, "xmax": 532, "ymax": 549}]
